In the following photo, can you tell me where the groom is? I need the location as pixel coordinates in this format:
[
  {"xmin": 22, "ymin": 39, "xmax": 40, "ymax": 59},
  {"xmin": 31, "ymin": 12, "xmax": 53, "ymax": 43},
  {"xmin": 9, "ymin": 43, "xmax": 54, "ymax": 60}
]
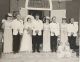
[{"xmin": 32, "ymin": 15, "xmax": 43, "ymax": 53}]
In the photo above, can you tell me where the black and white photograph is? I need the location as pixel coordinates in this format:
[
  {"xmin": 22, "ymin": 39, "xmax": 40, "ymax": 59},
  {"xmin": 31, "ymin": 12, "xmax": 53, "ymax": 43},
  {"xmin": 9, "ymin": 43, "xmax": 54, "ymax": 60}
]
[{"xmin": 0, "ymin": 0, "xmax": 79, "ymax": 62}]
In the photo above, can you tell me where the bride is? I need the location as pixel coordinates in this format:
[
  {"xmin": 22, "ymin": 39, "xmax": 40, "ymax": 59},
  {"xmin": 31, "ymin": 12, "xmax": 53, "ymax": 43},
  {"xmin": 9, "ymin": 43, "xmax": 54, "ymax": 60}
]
[
  {"xmin": 20, "ymin": 17, "xmax": 33, "ymax": 52},
  {"xmin": 57, "ymin": 18, "xmax": 72, "ymax": 58}
]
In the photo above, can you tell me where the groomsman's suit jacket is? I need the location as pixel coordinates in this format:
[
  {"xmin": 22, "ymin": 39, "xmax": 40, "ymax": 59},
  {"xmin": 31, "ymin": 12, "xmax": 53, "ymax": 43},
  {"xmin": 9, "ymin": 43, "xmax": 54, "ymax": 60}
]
[
  {"xmin": 32, "ymin": 19, "xmax": 43, "ymax": 36},
  {"xmin": 67, "ymin": 22, "xmax": 78, "ymax": 36},
  {"xmin": 50, "ymin": 22, "xmax": 60, "ymax": 36},
  {"xmin": 11, "ymin": 19, "xmax": 23, "ymax": 35}
]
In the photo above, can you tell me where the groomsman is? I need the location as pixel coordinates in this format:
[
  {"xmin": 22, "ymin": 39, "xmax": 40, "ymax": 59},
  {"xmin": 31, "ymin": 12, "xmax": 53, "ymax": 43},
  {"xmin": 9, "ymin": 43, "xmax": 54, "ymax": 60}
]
[
  {"xmin": 11, "ymin": 14, "xmax": 23, "ymax": 53},
  {"xmin": 50, "ymin": 16, "xmax": 60, "ymax": 52},
  {"xmin": 32, "ymin": 15, "xmax": 43, "ymax": 52},
  {"xmin": 67, "ymin": 18, "xmax": 78, "ymax": 51}
]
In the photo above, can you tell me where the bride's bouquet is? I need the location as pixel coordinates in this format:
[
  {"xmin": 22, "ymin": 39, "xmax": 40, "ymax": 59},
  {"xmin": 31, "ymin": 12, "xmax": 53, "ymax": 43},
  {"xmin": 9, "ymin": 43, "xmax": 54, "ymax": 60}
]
[
  {"xmin": 27, "ymin": 27, "xmax": 32, "ymax": 35},
  {"xmin": 35, "ymin": 30, "xmax": 39, "ymax": 34}
]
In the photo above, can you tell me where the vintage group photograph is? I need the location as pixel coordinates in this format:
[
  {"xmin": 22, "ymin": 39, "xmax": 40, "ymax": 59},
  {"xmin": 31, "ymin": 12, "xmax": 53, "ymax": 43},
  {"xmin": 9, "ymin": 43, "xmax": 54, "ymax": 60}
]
[{"xmin": 0, "ymin": 0, "xmax": 79, "ymax": 62}]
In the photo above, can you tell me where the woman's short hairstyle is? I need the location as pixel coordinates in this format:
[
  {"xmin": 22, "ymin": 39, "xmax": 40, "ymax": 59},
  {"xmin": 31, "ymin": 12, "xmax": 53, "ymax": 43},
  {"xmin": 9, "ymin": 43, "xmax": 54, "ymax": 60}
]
[
  {"xmin": 27, "ymin": 17, "xmax": 31, "ymax": 22},
  {"xmin": 43, "ymin": 16, "xmax": 50, "ymax": 23}
]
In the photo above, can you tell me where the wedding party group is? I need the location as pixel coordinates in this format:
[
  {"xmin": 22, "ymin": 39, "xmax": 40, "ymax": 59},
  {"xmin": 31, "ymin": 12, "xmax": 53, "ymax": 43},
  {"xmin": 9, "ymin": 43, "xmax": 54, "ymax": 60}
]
[{"xmin": 1, "ymin": 12, "xmax": 78, "ymax": 58}]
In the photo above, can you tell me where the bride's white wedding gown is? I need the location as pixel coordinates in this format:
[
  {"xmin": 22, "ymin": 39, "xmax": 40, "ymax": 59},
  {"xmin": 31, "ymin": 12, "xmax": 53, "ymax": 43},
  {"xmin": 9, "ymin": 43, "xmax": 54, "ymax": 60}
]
[{"xmin": 20, "ymin": 22, "xmax": 33, "ymax": 52}]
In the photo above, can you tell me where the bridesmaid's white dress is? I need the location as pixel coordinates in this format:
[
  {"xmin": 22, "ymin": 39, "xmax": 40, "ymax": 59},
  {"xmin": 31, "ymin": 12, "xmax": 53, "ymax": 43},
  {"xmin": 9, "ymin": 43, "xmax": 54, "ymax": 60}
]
[
  {"xmin": 3, "ymin": 21, "xmax": 13, "ymax": 53},
  {"xmin": 57, "ymin": 23, "xmax": 71, "ymax": 58},
  {"xmin": 20, "ymin": 22, "xmax": 33, "ymax": 52},
  {"xmin": 43, "ymin": 23, "xmax": 51, "ymax": 52}
]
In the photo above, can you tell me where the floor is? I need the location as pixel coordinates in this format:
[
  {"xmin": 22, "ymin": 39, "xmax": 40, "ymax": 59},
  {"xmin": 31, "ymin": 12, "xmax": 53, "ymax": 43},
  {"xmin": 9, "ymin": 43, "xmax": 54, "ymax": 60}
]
[{"xmin": 0, "ymin": 52, "xmax": 79, "ymax": 62}]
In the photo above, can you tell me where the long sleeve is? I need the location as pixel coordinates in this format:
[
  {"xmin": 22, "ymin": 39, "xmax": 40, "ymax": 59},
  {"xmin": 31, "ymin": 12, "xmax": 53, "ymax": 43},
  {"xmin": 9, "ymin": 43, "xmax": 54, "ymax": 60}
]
[
  {"xmin": 73, "ymin": 22, "xmax": 78, "ymax": 33},
  {"xmin": 73, "ymin": 22, "xmax": 78, "ymax": 36},
  {"xmin": 39, "ymin": 21, "xmax": 43, "ymax": 30},
  {"xmin": 19, "ymin": 21, "xmax": 23, "ymax": 35},
  {"xmin": 67, "ymin": 24, "xmax": 71, "ymax": 36},
  {"xmin": 56, "ymin": 23, "xmax": 60, "ymax": 36},
  {"xmin": 50, "ymin": 23, "xmax": 54, "ymax": 36},
  {"xmin": 67, "ymin": 23, "xmax": 75, "ymax": 36}
]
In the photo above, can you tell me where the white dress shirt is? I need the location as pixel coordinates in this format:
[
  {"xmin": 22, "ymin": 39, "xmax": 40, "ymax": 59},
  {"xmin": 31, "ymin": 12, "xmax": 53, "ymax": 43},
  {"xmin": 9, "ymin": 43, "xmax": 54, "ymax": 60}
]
[
  {"xmin": 32, "ymin": 19, "xmax": 43, "ymax": 36},
  {"xmin": 11, "ymin": 19, "xmax": 23, "ymax": 35},
  {"xmin": 67, "ymin": 22, "xmax": 78, "ymax": 36},
  {"xmin": 50, "ymin": 22, "xmax": 60, "ymax": 36}
]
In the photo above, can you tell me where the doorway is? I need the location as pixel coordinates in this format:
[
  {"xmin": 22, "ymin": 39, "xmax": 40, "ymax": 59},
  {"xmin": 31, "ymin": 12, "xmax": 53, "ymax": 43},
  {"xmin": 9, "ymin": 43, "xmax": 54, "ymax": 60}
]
[
  {"xmin": 28, "ymin": 10, "xmax": 50, "ymax": 20},
  {"xmin": 28, "ymin": 10, "xmax": 44, "ymax": 20}
]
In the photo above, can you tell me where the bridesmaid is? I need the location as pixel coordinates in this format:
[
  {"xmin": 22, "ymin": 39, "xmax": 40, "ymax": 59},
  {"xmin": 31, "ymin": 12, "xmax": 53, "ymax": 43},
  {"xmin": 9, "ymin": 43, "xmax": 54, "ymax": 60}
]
[
  {"xmin": 20, "ymin": 17, "xmax": 33, "ymax": 52},
  {"xmin": 3, "ymin": 13, "xmax": 13, "ymax": 53},
  {"xmin": 57, "ymin": 18, "xmax": 71, "ymax": 58},
  {"xmin": 43, "ymin": 16, "xmax": 51, "ymax": 52}
]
